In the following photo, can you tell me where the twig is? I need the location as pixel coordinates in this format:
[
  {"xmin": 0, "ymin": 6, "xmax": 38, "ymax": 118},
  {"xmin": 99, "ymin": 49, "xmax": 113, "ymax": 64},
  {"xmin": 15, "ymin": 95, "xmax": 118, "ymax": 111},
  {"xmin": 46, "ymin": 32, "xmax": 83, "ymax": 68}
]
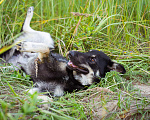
[
  {"xmin": 71, "ymin": 12, "xmax": 101, "ymax": 19},
  {"xmin": 35, "ymin": 58, "xmax": 39, "ymax": 78},
  {"xmin": 72, "ymin": 0, "xmax": 89, "ymax": 37}
]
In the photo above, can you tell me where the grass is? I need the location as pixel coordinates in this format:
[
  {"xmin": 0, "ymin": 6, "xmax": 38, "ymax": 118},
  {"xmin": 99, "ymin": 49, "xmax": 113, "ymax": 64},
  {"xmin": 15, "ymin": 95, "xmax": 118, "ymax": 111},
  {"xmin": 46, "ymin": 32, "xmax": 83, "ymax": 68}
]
[{"xmin": 0, "ymin": 0, "xmax": 150, "ymax": 119}]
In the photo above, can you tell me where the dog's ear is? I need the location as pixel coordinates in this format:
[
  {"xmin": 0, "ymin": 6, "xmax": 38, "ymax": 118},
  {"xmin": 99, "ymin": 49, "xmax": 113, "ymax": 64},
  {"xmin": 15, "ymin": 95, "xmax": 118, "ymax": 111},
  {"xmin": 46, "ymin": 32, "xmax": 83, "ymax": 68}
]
[
  {"xmin": 107, "ymin": 62, "xmax": 126, "ymax": 74},
  {"xmin": 96, "ymin": 60, "xmax": 108, "ymax": 78}
]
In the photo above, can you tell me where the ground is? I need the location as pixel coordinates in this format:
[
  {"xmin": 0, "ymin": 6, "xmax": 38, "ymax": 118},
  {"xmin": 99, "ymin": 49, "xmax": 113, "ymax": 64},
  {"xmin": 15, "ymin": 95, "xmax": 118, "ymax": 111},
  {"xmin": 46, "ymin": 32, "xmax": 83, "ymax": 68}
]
[{"xmin": 76, "ymin": 81, "xmax": 150, "ymax": 119}]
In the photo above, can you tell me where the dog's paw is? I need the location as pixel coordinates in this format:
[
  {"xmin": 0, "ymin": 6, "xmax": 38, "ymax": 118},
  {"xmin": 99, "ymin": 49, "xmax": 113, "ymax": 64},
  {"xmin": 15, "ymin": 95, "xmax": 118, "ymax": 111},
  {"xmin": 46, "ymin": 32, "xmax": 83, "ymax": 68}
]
[
  {"xmin": 16, "ymin": 41, "xmax": 34, "ymax": 52},
  {"xmin": 25, "ymin": 88, "xmax": 53, "ymax": 110},
  {"xmin": 16, "ymin": 42, "xmax": 27, "ymax": 52},
  {"xmin": 37, "ymin": 95, "xmax": 53, "ymax": 110}
]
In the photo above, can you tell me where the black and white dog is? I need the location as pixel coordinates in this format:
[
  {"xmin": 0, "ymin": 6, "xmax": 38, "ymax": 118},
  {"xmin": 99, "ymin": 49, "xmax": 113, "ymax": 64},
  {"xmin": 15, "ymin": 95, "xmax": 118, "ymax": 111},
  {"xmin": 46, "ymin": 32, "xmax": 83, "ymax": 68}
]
[
  {"xmin": 0, "ymin": 7, "xmax": 126, "ymax": 97},
  {"xmin": 1, "ymin": 42, "xmax": 126, "ymax": 96}
]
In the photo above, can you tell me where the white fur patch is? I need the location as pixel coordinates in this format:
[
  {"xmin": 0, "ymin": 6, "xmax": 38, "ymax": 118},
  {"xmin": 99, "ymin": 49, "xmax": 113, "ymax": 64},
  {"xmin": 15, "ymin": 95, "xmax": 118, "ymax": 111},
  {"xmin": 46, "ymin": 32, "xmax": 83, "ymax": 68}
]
[
  {"xmin": 108, "ymin": 63, "xmax": 118, "ymax": 71},
  {"xmin": 26, "ymin": 87, "xmax": 40, "ymax": 94},
  {"xmin": 27, "ymin": 82, "xmax": 64, "ymax": 97},
  {"xmin": 54, "ymin": 85, "xmax": 64, "ymax": 97},
  {"xmin": 73, "ymin": 64, "xmax": 94, "ymax": 85},
  {"xmin": 22, "ymin": 7, "xmax": 34, "ymax": 32},
  {"xmin": 59, "ymin": 62, "xmax": 67, "ymax": 72},
  {"xmin": 37, "ymin": 82, "xmax": 57, "ymax": 90},
  {"xmin": 96, "ymin": 70, "xmax": 100, "ymax": 77},
  {"xmin": 15, "ymin": 6, "xmax": 54, "ymax": 49},
  {"xmin": 112, "ymin": 63, "xmax": 118, "ymax": 69},
  {"xmin": 37, "ymin": 95, "xmax": 53, "ymax": 103}
]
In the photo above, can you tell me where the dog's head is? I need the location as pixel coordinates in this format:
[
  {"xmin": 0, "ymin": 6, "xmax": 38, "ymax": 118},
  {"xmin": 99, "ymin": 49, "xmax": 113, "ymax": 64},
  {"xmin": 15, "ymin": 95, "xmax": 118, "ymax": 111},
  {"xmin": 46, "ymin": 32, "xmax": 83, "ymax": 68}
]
[{"xmin": 67, "ymin": 50, "xmax": 126, "ymax": 85}]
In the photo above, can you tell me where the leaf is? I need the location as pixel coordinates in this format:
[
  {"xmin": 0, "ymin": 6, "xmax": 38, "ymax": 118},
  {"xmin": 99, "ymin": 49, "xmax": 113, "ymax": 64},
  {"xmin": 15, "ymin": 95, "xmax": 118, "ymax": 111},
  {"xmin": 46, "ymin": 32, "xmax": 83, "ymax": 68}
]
[{"xmin": 94, "ymin": 14, "xmax": 121, "ymax": 33}]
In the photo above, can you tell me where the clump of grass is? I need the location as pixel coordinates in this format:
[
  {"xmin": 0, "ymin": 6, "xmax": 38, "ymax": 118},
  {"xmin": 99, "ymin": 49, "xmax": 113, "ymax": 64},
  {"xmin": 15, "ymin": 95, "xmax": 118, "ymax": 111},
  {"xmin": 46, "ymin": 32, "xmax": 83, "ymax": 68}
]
[{"xmin": 0, "ymin": 0, "xmax": 150, "ymax": 119}]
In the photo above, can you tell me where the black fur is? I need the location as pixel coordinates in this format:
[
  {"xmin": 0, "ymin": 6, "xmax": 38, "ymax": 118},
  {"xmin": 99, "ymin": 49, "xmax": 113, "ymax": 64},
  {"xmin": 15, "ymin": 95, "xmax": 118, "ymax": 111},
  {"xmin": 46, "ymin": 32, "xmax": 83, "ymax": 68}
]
[{"xmin": 24, "ymin": 50, "xmax": 126, "ymax": 96}]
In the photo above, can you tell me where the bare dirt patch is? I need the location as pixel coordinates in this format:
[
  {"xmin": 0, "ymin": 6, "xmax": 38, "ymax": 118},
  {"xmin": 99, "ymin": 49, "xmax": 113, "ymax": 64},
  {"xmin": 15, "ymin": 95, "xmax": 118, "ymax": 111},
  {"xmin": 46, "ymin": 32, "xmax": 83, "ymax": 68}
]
[
  {"xmin": 133, "ymin": 83, "xmax": 150, "ymax": 98},
  {"xmin": 79, "ymin": 84, "xmax": 150, "ymax": 119}
]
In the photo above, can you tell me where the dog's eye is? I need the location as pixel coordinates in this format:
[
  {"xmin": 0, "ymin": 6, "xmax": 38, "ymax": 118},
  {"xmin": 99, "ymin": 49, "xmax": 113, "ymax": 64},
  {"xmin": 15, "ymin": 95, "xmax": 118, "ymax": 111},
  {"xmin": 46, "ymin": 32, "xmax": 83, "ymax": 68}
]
[
  {"xmin": 90, "ymin": 57, "xmax": 96, "ymax": 63},
  {"xmin": 91, "ymin": 58, "xmax": 95, "ymax": 61}
]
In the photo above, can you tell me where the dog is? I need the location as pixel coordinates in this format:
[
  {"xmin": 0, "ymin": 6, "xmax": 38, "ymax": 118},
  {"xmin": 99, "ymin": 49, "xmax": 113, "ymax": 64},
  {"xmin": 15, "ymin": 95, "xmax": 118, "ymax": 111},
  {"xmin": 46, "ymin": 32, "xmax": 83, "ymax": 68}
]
[
  {"xmin": 6, "ymin": 41, "xmax": 125, "ymax": 97},
  {"xmin": 0, "ymin": 6, "xmax": 126, "ymax": 97},
  {"xmin": 1, "ymin": 41, "xmax": 126, "ymax": 97}
]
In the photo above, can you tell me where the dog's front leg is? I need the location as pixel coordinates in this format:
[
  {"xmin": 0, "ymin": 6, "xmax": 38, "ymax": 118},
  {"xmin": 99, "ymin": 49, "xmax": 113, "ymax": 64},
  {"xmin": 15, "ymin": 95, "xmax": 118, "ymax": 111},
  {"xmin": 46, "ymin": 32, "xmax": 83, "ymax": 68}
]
[{"xmin": 17, "ymin": 42, "xmax": 50, "ymax": 61}]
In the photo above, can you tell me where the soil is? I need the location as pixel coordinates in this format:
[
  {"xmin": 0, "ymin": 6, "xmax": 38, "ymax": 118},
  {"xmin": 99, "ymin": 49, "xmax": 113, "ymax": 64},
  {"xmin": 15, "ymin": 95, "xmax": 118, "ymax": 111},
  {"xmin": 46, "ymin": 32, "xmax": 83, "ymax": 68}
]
[
  {"xmin": 133, "ymin": 83, "xmax": 150, "ymax": 98},
  {"xmin": 80, "ymin": 81, "xmax": 150, "ymax": 120}
]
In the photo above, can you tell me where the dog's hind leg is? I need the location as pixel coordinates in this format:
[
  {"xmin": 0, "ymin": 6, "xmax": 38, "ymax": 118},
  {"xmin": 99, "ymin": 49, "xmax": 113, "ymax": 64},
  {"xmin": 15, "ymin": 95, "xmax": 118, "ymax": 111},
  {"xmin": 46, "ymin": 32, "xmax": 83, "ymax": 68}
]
[{"xmin": 17, "ymin": 42, "xmax": 51, "ymax": 61}]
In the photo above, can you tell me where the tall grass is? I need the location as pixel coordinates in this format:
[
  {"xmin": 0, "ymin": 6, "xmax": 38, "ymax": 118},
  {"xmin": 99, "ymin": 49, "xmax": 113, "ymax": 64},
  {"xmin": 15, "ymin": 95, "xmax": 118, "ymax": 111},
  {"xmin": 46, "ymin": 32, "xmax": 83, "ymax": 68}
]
[
  {"xmin": 0, "ymin": 0, "xmax": 150, "ymax": 119},
  {"xmin": 0, "ymin": 0, "xmax": 149, "ymax": 52}
]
